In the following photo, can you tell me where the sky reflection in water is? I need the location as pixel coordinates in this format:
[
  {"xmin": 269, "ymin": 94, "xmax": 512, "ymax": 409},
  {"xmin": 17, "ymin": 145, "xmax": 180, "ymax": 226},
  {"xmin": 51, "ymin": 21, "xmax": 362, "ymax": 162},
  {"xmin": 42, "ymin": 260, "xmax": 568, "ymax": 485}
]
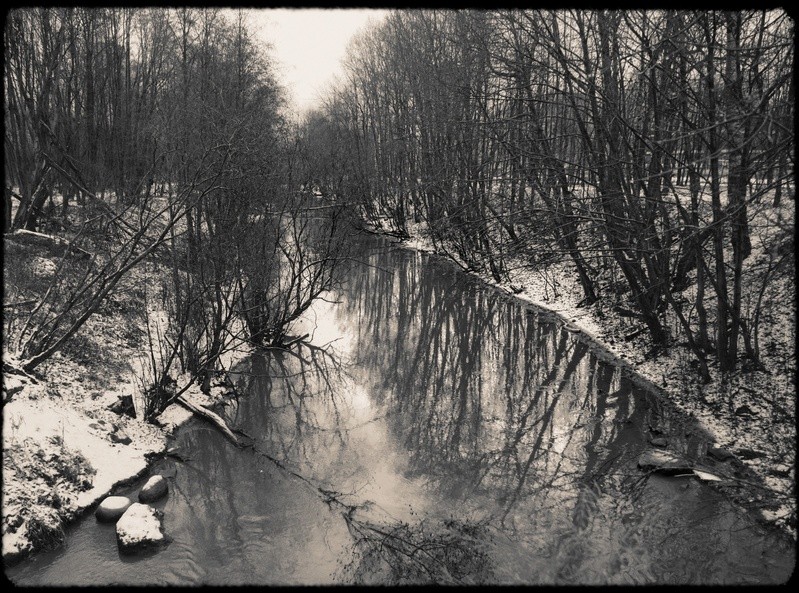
[{"xmin": 7, "ymin": 234, "xmax": 794, "ymax": 586}]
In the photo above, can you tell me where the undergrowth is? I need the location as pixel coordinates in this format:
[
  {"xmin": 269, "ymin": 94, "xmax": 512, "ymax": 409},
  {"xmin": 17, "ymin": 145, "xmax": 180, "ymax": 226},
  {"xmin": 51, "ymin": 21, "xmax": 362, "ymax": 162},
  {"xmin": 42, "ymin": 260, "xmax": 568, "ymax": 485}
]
[{"xmin": 2, "ymin": 436, "xmax": 96, "ymax": 553}]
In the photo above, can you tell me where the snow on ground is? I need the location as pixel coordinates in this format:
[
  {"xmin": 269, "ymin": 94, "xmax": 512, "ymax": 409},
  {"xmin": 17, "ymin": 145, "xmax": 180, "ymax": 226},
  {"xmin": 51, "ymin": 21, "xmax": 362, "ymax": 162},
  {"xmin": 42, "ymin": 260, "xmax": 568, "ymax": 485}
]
[
  {"xmin": 2, "ymin": 202, "xmax": 793, "ymax": 562},
  {"xmin": 2, "ymin": 353, "xmax": 164, "ymax": 560},
  {"xmin": 376, "ymin": 214, "xmax": 795, "ymax": 537},
  {"xmin": 2, "ymin": 254, "xmax": 249, "ymax": 563}
]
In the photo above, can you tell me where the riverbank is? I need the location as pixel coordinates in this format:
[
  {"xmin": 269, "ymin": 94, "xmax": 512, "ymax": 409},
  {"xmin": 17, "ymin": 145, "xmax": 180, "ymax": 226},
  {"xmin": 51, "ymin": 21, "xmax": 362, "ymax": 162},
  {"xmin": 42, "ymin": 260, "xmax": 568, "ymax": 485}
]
[
  {"xmin": 3, "ymin": 215, "xmax": 794, "ymax": 565},
  {"xmin": 2, "ymin": 248, "xmax": 249, "ymax": 564},
  {"xmin": 381, "ymin": 217, "xmax": 795, "ymax": 538}
]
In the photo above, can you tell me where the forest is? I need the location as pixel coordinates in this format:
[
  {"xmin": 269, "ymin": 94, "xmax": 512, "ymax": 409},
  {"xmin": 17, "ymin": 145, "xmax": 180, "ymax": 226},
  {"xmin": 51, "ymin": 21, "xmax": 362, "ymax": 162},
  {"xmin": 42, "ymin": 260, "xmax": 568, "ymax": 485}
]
[
  {"xmin": 4, "ymin": 7, "xmax": 350, "ymax": 415},
  {"xmin": 2, "ymin": 7, "xmax": 795, "ymax": 585},
  {"xmin": 305, "ymin": 9, "xmax": 794, "ymax": 381}
]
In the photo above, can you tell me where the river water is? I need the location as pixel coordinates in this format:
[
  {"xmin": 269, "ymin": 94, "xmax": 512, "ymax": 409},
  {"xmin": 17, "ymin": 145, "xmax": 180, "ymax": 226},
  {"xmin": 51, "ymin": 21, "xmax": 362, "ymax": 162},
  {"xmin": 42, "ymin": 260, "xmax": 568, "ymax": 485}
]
[{"xmin": 6, "ymin": 231, "xmax": 795, "ymax": 585}]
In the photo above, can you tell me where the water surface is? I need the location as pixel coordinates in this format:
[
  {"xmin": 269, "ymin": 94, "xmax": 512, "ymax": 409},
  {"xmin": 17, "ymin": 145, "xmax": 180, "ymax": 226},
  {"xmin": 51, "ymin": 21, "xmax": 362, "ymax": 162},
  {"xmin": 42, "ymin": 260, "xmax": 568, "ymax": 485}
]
[{"xmin": 6, "ymin": 233, "xmax": 794, "ymax": 585}]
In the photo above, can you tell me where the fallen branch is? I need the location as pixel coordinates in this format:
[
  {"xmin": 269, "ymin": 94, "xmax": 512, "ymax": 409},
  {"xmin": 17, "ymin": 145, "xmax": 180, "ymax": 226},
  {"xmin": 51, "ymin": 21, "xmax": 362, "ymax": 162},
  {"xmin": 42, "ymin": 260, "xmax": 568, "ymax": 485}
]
[
  {"xmin": 624, "ymin": 327, "xmax": 646, "ymax": 341},
  {"xmin": 6, "ymin": 229, "xmax": 92, "ymax": 260},
  {"xmin": 3, "ymin": 300, "xmax": 37, "ymax": 309},
  {"xmin": 2, "ymin": 361, "xmax": 39, "ymax": 384},
  {"xmin": 176, "ymin": 395, "xmax": 252, "ymax": 449},
  {"xmin": 282, "ymin": 333, "xmax": 310, "ymax": 348}
]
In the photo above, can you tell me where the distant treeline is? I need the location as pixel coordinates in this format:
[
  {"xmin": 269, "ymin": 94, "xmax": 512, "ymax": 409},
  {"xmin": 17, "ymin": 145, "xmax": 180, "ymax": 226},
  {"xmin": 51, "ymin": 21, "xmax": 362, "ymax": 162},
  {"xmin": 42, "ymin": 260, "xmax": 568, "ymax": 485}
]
[{"xmin": 5, "ymin": 8, "xmax": 296, "ymax": 230}]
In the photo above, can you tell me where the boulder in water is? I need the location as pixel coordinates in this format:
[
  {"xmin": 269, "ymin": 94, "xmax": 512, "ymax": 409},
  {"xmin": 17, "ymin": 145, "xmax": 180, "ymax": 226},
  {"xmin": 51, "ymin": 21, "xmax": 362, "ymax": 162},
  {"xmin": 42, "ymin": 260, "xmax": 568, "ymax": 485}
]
[
  {"xmin": 95, "ymin": 495, "xmax": 133, "ymax": 523},
  {"xmin": 116, "ymin": 503, "xmax": 166, "ymax": 553},
  {"xmin": 138, "ymin": 475, "xmax": 168, "ymax": 503}
]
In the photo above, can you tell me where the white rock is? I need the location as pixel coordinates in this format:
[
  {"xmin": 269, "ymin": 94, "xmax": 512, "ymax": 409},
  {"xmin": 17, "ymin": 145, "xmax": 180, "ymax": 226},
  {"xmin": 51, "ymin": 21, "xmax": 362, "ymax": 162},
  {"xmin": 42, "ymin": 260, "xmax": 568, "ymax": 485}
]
[
  {"xmin": 637, "ymin": 449, "xmax": 690, "ymax": 472},
  {"xmin": 95, "ymin": 496, "xmax": 133, "ymax": 523},
  {"xmin": 116, "ymin": 503, "xmax": 166, "ymax": 553},
  {"xmin": 693, "ymin": 469, "xmax": 723, "ymax": 482},
  {"xmin": 138, "ymin": 475, "xmax": 168, "ymax": 503}
]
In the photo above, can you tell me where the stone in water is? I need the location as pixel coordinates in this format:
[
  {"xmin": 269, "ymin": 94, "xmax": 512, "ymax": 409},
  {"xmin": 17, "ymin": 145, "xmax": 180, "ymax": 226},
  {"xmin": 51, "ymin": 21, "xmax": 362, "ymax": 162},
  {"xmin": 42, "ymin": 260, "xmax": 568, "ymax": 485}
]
[
  {"xmin": 116, "ymin": 503, "xmax": 166, "ymax": 553},
  {"xmin": 138, "ymin": 475, "xmax": 168, "ymax": 503},
  {"xmin": 95, "ymin": 496, "xmax": 133, "ymax": 523},
  {"xmin": 637, "ymin": 449, "xmax": 692, "ymax": 474}
]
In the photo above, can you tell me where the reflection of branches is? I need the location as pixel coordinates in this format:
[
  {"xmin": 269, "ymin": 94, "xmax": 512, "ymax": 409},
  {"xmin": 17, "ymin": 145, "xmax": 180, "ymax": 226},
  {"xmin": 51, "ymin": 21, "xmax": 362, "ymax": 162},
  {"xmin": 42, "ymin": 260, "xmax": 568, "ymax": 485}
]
[
  {"xmin": 337, "ymin": 235, "xmax": 657, "ymax": 536},
  {"xmin": 206, "ymin": 396, "xmax": 495, "ymax": 586},
  {"xmin": 230, "ymin": 344, "xmax": 355, "ymax": 470},
  {"xmin": 507, "ymin": 332, "xmax": 571, "ymax": 454},
  {"xmin": 338, "ymin": 508, "xmax": 493, "ymax": 585},
  {"xmin": 500, "ymin": 387, "xmax": 567, "ymax": 526}
]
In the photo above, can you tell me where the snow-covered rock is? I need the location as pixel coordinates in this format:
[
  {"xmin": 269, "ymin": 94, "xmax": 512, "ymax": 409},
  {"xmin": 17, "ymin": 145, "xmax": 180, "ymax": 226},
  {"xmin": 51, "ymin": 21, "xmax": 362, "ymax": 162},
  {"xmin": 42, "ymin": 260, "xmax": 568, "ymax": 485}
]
[
  {"xmin": 109, "ymin": 429, "xmax": 132, "ymax": 445},
  {"xmin": 95, "ymin": 496, "xmax": 133, "ymax": 523},
  {"xmin": 115, "ymin": 503, "xmax": 166, "ymax": 553},
  {"xmin": 138, "ymin": 475, "xmax": 168, "ymax": 503}
]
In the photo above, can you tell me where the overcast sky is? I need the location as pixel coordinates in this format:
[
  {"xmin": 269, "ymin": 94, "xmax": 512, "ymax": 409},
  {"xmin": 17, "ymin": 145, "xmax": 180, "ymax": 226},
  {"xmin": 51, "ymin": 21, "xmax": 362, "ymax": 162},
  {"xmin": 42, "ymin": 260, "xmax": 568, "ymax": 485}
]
[{"xmin": 246, "ymin": 8, "xmax": 390, "ymax": 115}]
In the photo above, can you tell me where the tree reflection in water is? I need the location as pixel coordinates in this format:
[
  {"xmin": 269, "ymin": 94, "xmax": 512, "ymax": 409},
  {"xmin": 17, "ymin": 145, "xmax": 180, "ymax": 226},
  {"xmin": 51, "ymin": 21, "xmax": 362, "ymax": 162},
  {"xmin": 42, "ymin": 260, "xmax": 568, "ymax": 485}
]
[
  {"xmin": 218, "ymin": 238, "xmax": 792, "ymax": 585},
  {"xmin": 7, "ymin": 241, "xmax": 792, "ymax": 586},
  {"xmin": 339, "ymin": 246, "xmax": 644, "ymax": 518}
]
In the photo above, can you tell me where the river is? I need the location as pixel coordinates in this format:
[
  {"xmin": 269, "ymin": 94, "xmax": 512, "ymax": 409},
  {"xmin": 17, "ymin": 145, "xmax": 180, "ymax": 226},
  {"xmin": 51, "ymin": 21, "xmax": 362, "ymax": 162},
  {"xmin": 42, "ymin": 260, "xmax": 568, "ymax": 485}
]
[{"xmin": 6, "ymin": 229, "xmax": 795, "ymax": 585}]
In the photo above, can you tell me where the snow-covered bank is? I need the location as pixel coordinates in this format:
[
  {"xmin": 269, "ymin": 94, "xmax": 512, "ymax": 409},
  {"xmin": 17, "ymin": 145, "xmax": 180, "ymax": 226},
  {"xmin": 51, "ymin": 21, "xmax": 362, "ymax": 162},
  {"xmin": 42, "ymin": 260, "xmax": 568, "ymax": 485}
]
[
  {"xmin": 2, "ymin": 258, "xmax": 249, "ymax": 564},
  {"xmin": 377, "ymin": 218, "xmax": 795, "ymax": 538}
]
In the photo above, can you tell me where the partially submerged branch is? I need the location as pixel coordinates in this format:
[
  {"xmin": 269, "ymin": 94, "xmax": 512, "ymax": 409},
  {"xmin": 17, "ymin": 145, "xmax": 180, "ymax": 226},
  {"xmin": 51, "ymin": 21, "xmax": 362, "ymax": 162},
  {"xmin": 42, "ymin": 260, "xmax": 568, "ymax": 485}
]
[{"xmin": 175, "ymin": 394, "xmax": 252, "ymax": 449}]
